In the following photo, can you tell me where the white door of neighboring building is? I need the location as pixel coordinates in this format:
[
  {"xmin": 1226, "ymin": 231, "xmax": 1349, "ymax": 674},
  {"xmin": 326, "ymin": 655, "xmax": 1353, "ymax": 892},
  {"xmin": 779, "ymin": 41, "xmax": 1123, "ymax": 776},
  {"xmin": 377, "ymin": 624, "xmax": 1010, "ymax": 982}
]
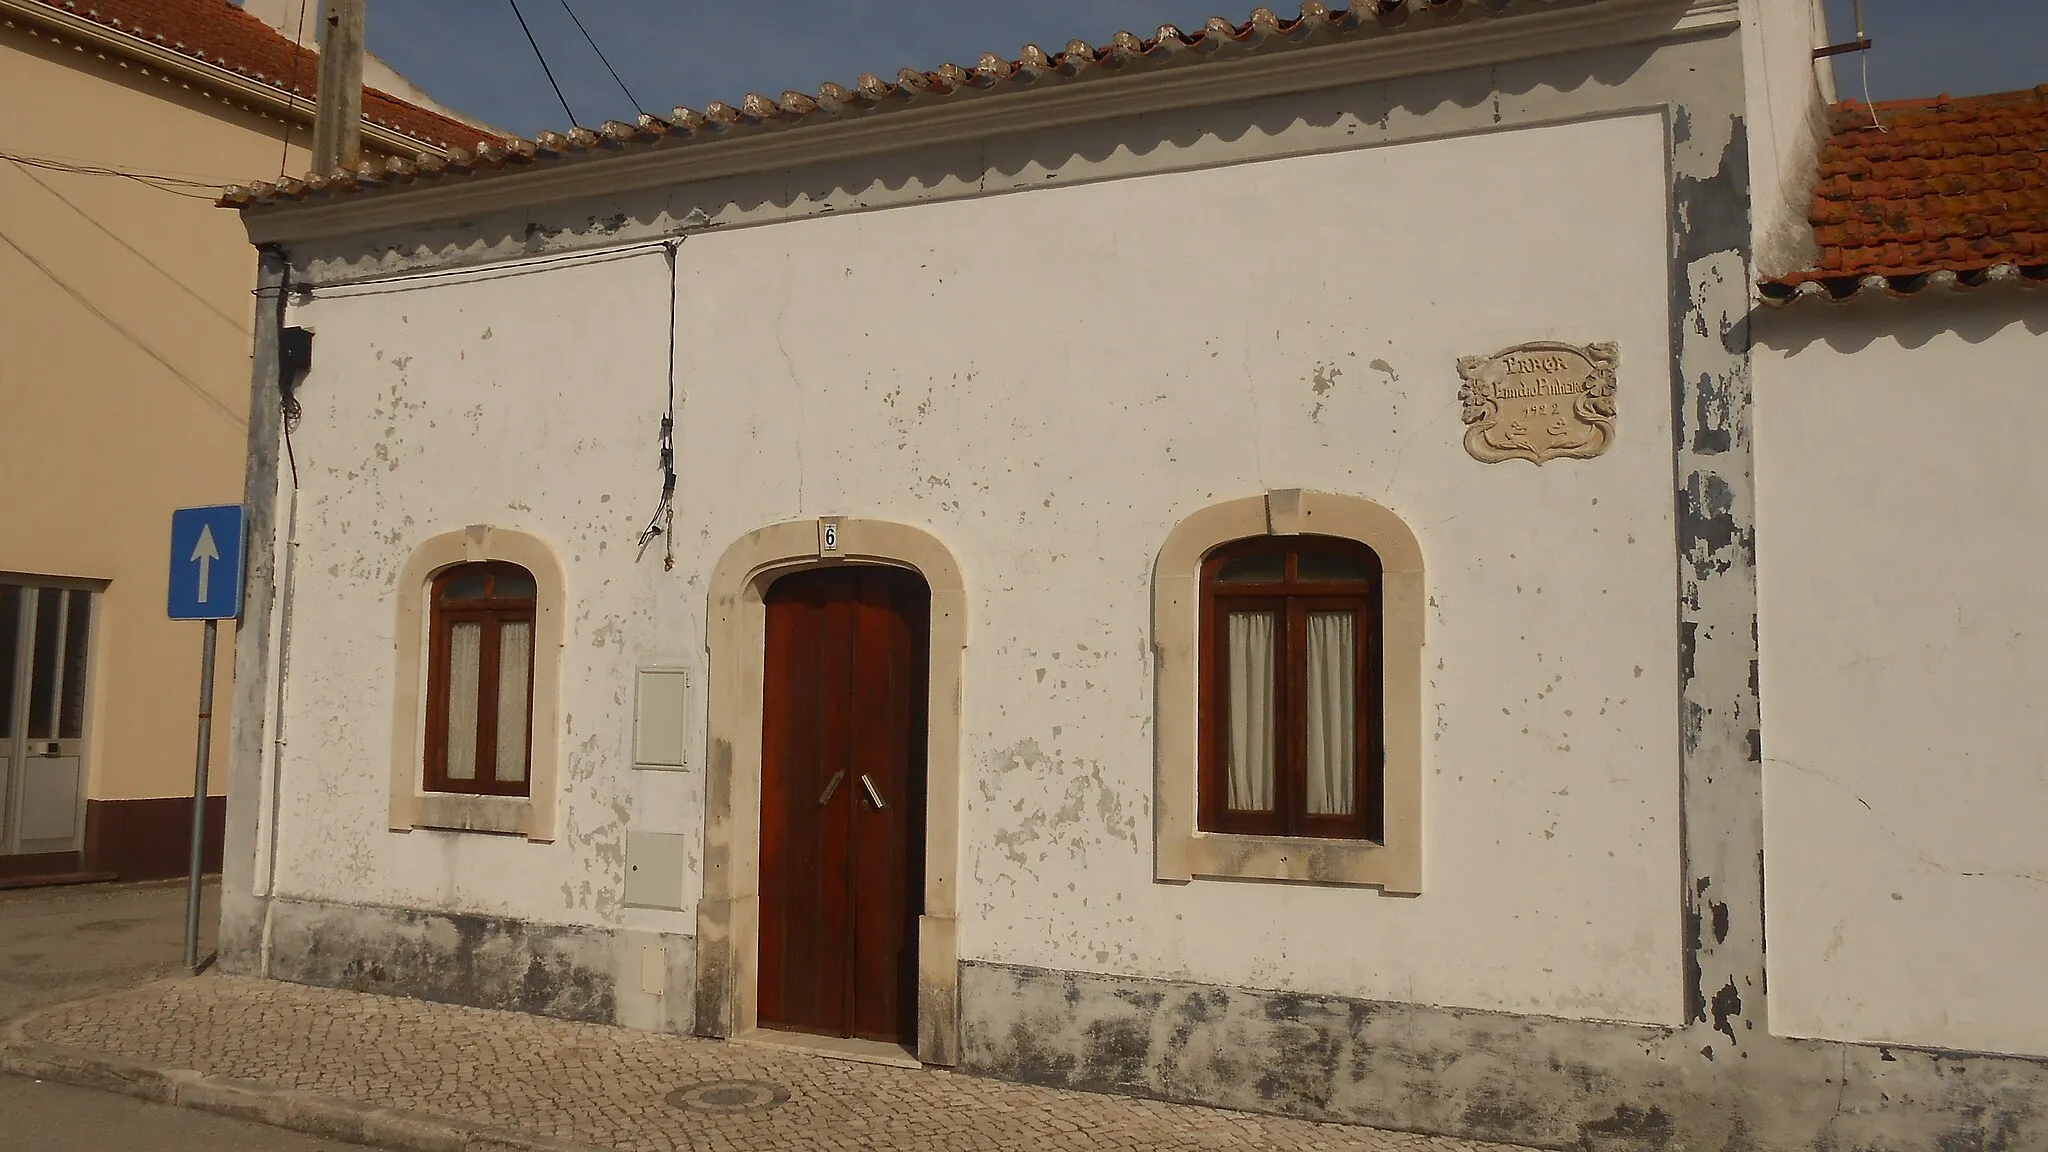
[{"xmin": 0, "ymin": 581, "xmax": 95, "ymax": 857}]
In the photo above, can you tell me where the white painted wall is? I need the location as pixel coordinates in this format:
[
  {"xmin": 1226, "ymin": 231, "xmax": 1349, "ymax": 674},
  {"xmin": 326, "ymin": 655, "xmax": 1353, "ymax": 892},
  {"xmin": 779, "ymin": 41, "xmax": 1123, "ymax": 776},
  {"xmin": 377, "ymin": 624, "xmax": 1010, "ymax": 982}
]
[
  {"xmin": 1740, "ymin": 0, "xmax": 1831, "ymax": 278},
  {"xmin": 277, "ymin": 110, "xmax": 1684, "ymax": 1025},
  {"xmin": 1756, "ymin": 296, "xmax": 2048, "ymax": 1058},
  {"xmin": 273, "ymin": 252, "xmax": 676, "ymax": 932}
]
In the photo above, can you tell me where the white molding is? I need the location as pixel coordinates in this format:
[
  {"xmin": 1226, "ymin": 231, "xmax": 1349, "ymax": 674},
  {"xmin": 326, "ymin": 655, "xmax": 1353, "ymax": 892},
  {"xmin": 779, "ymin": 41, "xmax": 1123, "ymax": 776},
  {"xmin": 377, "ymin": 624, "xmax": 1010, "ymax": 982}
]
[
  {"xmin": 243, "ymin": 0, "xmax": 1736, "ymax": 245},
  {"xmin": 0, "ymin": 0, "xmax": 449, "ymax": 159}
]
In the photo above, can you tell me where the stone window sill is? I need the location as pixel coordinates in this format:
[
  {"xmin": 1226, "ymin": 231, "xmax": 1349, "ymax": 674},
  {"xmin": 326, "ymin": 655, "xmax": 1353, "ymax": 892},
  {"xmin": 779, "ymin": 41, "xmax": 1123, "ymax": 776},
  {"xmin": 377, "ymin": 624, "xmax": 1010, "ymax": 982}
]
[
  {"xmin": 402, "ymin": 793, "xmax": 538, "ymax": 838},
  {"xmin": 1159, "ymin": 830, "xmax": 1421, "ymax": 894}
]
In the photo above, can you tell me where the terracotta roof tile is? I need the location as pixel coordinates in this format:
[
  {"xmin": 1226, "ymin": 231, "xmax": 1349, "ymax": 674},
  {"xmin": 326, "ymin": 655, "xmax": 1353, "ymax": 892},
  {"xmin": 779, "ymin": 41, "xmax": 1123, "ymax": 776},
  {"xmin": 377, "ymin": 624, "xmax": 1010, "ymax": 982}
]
[
  {"xmin": 1764, "ymin": 85, "xmax": 2048, "ymax": 303},
  {"xmin": 221, "ymin": 0, "xmax": 1570, "ymax": 211},
  {"xmin": 21, "ymin": 0, "xmax": 495, "ymax": 152}
]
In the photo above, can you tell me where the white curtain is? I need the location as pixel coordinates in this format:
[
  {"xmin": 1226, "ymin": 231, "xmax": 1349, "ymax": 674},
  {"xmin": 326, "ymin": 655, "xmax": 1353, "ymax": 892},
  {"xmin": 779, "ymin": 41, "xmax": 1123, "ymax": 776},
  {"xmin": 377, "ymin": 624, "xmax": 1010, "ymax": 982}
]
[
  {"xmin": 1305, "ymin": 612, "xmax": 1357, "ymax": 816},
  {"xmin": 444, "ymin": 622, "xmax": 482, "ymax": 780},
  {"xmin": 494, "ymin": 621, "xmax": 533, "ymax": 783},
  {"xmin": 1226, "ymin": 612, "xmax": 1276, "ymax": 812}
]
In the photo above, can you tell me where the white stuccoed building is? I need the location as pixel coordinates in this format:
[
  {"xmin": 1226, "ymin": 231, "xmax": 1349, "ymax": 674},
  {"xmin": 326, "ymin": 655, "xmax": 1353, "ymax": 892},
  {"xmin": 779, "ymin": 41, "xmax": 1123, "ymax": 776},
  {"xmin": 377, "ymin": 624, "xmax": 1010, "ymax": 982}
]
[
  {"xmin": 1752, "ymin": 85, "xmax": 2048, "ymax": 1065},
  {"xmin": 212, "ymin": 2, "xmax": 2048, "ymax": 1148}
]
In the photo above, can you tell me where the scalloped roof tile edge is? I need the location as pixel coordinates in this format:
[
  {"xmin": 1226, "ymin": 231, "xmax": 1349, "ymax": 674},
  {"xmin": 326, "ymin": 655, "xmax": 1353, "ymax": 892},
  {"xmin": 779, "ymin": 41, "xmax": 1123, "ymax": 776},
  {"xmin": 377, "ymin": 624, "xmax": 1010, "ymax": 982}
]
[
  {"xmin": 1762, "ymin": 84, "xmax": 2048, "ymax": 305},
  {"xmin": 219, "ymin": 1, "xmax": 1546, "ymax": 210}
]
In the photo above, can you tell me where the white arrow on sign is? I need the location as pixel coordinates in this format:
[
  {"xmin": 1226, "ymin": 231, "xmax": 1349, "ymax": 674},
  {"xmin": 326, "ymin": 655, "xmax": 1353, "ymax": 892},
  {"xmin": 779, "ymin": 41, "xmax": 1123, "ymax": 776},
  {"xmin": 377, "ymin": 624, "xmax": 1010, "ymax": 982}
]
[{"xmin": 191, "ymin": 523, "xmax": 220, "ymax": 604}]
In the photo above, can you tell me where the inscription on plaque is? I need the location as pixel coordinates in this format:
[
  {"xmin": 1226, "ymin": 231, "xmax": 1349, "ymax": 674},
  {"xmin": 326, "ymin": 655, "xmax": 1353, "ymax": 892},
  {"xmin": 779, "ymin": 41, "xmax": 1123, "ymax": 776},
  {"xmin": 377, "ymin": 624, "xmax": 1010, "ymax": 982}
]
[{"xmin": 1456, "ymin": 341, "xmax": 1619, "ymax": 465}]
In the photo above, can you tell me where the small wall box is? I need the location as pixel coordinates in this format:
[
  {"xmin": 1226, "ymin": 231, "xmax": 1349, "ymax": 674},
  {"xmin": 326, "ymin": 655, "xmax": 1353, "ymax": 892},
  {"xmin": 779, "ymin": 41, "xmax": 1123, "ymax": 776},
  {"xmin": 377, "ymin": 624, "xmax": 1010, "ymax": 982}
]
[
  {"xmin": 625, "ymin": 831, "xmax": 687, "ymax": 910},
  {"xmin": 633, "ymin": 666, "xmax": 689, "ymax": 771}
]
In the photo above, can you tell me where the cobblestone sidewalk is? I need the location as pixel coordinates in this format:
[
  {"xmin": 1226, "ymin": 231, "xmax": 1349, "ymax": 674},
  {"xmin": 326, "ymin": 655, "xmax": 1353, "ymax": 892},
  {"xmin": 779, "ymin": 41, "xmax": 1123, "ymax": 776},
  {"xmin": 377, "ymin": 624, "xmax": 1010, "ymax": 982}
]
[{"xmin": 10, "ymin": 974, "xmax": 1535, "ymax": 1152}]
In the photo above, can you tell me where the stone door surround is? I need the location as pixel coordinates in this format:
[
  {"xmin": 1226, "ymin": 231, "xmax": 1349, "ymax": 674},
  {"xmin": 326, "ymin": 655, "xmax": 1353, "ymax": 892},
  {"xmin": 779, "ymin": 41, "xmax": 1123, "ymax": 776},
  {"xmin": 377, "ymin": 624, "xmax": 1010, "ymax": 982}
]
[{"xmin": 695, "ymin": 517, "xmax": 967, "ymax": 1066}]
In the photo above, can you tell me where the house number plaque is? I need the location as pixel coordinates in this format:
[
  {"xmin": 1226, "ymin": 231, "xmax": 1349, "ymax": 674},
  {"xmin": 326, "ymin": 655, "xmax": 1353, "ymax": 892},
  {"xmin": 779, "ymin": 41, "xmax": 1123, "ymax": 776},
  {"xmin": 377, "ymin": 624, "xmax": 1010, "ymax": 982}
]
[{"xmin": 1455, "ymin": 340, "xmax": 1619, "ymax": 465}]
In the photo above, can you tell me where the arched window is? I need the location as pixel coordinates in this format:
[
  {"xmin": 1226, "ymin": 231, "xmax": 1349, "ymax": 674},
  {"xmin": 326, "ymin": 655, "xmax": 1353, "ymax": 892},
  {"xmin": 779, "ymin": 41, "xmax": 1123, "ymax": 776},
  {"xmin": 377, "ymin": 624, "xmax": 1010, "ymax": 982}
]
[
  {"xmin": 1200, "ymin": 536, "xmax": 1382, "ymax": 841},
  {"xmin": 1155, "ymin": 491, "xmax": 1420, "ymax": 890},
  {"xmin": 424, "ymin": 562, "xmax": 537, "ymax": 797}
]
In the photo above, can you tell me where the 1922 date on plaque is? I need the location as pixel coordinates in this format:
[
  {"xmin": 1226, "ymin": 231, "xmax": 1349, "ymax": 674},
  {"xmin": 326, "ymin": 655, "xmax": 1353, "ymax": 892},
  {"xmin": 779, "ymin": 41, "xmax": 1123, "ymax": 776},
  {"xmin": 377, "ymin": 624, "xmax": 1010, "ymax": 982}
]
[{"xmin": 1455, "ymin": 341, "xmax": 1619, "ymax": 465}]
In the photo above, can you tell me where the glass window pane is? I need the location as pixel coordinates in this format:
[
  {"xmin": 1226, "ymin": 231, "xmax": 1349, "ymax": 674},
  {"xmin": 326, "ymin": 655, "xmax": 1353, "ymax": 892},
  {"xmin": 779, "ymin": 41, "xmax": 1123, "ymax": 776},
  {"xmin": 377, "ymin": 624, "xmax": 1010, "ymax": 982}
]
[
  {"xmin": 1225, "ymin": 611, "xmax": 1277, "ymax": 812},
  {"xmin": 440, "ymin": 569, "xmax": 491, "ymax": 602},
  {"xmin": 27, "ymin": 588, "xmax": 62, "ymax": 740},
  {"xmin": 1296, "ymin": 551, "xmax": 1374, "ymax": 583},
  {"xmin": 443, "ymin": 622, "xmax": 483, "ymax": 781},
  {"xmin": 1215, "ymin": 553, "xmax": 1285, "ymax": 584},
  {"xmin": 0, "ymin": 585, "xmax": 20, "ymax": 739},
  {"xmin": 60, "ymin": 592, "xmax": 93, "ymax": 740},
  {"xmin": 491, "ymin": 569, "xmax": 537, "ymax": 600},
  {"xmin": 494, "ymin": 621, "xmax": 532, "ymax": 784},
  {"xmin": 1305, "ymin": 612, "xmax": 1358, "ymax": 816}
]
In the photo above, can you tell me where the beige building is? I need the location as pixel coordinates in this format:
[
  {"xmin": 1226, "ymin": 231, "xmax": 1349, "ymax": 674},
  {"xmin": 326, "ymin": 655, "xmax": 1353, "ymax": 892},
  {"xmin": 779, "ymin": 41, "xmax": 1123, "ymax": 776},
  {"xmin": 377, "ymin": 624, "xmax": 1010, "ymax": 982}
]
[{"xmin": 0, "ymin": 0, "xmax": 487, "ymax": 884}]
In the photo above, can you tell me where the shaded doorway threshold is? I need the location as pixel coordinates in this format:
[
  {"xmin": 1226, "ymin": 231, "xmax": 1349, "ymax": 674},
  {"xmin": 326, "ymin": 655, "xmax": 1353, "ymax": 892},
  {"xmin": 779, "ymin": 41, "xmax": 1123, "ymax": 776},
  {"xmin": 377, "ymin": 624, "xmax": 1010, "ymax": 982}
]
[{"xmin": 732, "ymin": 1028, "xmax": 922, "ymax": 1070}]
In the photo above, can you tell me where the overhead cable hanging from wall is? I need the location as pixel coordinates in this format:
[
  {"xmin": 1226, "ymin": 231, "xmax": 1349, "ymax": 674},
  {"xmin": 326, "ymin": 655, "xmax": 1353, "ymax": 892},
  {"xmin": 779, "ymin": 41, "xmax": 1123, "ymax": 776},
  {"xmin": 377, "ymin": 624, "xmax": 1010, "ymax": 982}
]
[
  {"xmin": 506, "ymin": 0, "xmax": 579, "ymax": 127},
  {"xmin": 637, "ymin": 239, "xmax": 683, "ymax": 570},
  {"xmin": 558, "ymin": 0, "xmax": 645, "ymax": 116}
]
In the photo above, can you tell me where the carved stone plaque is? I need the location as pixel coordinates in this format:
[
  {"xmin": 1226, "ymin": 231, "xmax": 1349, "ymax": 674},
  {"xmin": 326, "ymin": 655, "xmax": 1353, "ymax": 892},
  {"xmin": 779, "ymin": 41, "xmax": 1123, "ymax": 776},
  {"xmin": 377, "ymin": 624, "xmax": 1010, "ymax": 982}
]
[{"xmin": 1456, "ymin": 341, "xmax": 1619, "ymax": 465}]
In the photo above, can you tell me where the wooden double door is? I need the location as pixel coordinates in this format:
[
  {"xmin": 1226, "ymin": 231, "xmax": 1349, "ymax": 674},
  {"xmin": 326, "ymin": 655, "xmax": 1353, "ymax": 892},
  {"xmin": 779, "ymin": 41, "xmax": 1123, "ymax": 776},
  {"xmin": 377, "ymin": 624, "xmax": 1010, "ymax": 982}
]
[{"xmin": 759, "ymin": 566, "xmax": 929, "ymax": 1045}]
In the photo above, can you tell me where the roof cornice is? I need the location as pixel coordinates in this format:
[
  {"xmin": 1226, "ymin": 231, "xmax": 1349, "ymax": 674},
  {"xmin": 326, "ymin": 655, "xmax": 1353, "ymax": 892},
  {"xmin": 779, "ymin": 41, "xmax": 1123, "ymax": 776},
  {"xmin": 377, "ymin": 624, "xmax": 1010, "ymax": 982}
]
[
  {"xmin": 238, "ymin": 0, "xmax": 1738, "ymax": 247},
  {"xmin": 0, "ymin": 0, "xmax": 446, "ymax": 159}
]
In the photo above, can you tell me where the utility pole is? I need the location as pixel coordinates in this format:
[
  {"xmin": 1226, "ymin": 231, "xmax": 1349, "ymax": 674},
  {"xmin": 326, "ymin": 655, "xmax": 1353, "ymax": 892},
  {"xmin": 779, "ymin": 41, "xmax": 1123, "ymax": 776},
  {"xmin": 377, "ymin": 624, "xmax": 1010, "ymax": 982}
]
[{"xmin": 310, "ymin": 0, "xmax": 365, "ymax": 174}]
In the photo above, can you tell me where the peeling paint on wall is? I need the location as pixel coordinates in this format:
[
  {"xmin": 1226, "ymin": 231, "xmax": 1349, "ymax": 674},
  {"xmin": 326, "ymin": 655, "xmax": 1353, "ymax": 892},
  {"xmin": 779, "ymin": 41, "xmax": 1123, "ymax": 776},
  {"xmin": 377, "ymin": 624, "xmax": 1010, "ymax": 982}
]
[{"xmin": 219, "ymin": 20, "xmax": 2048, "ymax": 1152}]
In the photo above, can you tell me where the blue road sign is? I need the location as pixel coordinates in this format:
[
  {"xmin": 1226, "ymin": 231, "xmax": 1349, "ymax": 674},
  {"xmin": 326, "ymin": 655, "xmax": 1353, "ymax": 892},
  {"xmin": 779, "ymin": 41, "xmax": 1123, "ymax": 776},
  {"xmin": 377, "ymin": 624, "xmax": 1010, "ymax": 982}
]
[{"xmin": 168, "ymin": 505, "xmax": 246, "ymax": 620}]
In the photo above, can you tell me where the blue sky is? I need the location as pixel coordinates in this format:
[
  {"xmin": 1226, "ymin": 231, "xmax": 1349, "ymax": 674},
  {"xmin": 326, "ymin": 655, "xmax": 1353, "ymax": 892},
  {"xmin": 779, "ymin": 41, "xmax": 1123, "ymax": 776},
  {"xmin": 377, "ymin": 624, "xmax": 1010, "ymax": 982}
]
[{"xmin": 356, "ymin": 1, "xmax": 2048, "ymax": 138}]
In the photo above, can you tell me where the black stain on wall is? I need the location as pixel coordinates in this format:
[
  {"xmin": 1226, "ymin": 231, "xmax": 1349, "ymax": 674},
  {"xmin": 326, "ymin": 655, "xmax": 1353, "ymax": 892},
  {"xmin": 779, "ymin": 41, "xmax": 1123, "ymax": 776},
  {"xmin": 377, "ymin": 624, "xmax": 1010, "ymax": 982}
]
[
  {"xmin": 277, "ymin": 904, "xmax": 615, "ymax": 1024},
  {"xmin": 1683, "ymin": 876, "xmax": 1709, "ymax": 1027},
  {"xmin": 1578, "ymin": 1104, "xmax": 1677, "ymax": 1151},
  {"xmin": 1079, "ymin": 1017, "xmax": 1151, "ymax": 1090},
  {"xmin": 1710, "ymin": 982, "xmax": 1744, "ymax": 1044}
]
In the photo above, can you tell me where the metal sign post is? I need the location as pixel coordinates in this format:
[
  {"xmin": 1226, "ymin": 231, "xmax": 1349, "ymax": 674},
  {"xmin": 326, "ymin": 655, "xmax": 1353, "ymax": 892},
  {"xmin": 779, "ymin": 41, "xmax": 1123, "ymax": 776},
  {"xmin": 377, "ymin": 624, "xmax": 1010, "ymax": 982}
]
[
  {"xmin": 168, "ymin": 505, "xmax": 247, "ymax": 973},
  {"xmin": 185, "ymin": 618, "xmax": 218, "ymax": 971}
]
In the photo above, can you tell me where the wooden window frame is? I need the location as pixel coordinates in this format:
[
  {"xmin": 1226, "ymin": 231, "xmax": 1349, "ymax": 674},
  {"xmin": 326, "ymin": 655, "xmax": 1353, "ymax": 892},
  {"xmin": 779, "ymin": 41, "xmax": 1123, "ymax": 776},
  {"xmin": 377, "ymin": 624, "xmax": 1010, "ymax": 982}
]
[
  {"xmin": 422, "ymin": 562, "xmax": 537, "ymax": 798},
  {"xmin": 1198, "ymin": 536, "xmax": 1383, "ymax": 841}
]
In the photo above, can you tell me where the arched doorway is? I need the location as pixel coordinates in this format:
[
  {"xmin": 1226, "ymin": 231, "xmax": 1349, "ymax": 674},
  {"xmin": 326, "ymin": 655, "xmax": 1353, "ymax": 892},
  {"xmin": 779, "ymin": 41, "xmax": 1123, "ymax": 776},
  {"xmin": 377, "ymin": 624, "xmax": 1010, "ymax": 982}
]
[
  {"xmin": 757, "ymin": 565, "xmax": 930, "ymax": 1045},
  {"xmin": 696, "ymin": 517, "xmax": 966, "ymax": 1065}
]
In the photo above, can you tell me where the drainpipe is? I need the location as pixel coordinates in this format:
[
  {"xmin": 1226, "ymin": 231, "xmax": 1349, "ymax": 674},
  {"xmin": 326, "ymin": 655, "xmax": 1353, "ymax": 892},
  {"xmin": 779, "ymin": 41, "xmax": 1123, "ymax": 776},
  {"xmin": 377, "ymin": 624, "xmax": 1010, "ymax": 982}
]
[{"xmin": 258, "ymin": 464, "xmax": 300, "ymax": 979}]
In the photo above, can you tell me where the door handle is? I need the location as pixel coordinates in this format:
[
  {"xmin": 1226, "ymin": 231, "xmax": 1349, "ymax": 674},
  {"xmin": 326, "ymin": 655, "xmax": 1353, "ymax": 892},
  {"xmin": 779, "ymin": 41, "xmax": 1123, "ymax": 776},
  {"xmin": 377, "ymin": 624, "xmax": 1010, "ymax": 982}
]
[
  {"xmin": 817, "ymin": 770, "xmax": 845, "ymax": 806},
  {"xmin": 860, "ymin": 774, "xmax": 886, "ymax": 810}
]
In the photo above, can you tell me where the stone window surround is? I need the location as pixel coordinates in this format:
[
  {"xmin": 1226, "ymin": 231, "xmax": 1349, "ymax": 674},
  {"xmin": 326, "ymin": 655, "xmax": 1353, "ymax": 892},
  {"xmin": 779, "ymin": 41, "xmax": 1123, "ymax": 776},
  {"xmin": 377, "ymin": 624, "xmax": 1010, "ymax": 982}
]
[
  {"xmin": 694, "ymin": 517, "xmax": 967, "ymax": 1067},
  {"xmin": 1154, "ymin": 490, "xmax": 1423, "ymax": 894},
  {"xmin": 387, "ymin": 526, "xmax": 566, "ymax": 842}
]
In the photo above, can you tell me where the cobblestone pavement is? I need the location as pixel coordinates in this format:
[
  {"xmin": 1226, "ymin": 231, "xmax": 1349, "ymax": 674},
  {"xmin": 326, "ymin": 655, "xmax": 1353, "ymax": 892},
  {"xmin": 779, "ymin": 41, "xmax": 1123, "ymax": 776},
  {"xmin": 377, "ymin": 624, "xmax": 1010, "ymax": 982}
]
[{"xmin": 24, "ymin": 975, "xmax": 1535, "ymax": 1152}]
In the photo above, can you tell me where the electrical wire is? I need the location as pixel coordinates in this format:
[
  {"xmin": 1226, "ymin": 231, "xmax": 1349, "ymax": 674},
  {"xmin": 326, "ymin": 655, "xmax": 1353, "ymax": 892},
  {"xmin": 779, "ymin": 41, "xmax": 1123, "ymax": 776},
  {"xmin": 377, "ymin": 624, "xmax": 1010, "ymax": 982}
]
[
  {"xmin": 1853, "ymin": 0, "xmax": 1887, "ymax": 132},
  {"xmin": 637, "ymin": 239, "xmax": 682, "ymax": 569},
  {"xmin": 507, "ymin": 0, "xmax": 579, "ymax": 128},
  {"xmin": 7, "ymin": 160, "xmax": 249, "ymax": 335},
  {"xmin": 275, "ymin": 258, "xmax": 303, "ymax": 487},
  {"xmin": 291, "ymin": 237, "xmax": 677, "ymax": 299},
  {"xmin": 0, "ymin": 223, "xmax": 245, "ymax": 429},
  {"xmin": 284, "ymin": 400, "xmax": 301, "ymax": 486},
  {"xmin": 0, "ymin": 151, "xmax": 227, "ymax": 198},
  {"xmin": 277, "ymin": 0, "xmax": 312, "ymax": 177},
  {"xmin": 558, "ymin": 0, "xmax": 645, "ymax": 116}
]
